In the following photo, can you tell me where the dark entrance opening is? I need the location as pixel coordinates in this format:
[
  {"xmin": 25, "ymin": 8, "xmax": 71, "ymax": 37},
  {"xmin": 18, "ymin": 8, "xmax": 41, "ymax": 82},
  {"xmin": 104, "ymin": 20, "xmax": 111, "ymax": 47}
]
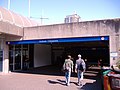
[{"xmin": 51, "ymin": 40, "xmax": 109, "ymax": 69}]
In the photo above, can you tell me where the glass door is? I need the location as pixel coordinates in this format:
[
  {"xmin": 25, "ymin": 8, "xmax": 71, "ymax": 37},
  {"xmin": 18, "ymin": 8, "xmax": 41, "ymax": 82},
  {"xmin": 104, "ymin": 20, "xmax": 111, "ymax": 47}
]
[
  {"xmin": 0, "ymin": 38, "xmax": 3, "ymax": 72},
  {"xmin": 9, "ymin": 44, "xmax": 29, "ymax": 71},
  {"xmin": 0, "ymin": 50, "xmax": 3, "ymax": 72},
  {"xmin": 9, "ymin": 46, "xmax": 14, "ymax": 71},
  {"xmin": 22, "ymin": 45, "xmax": 29, "ymax": 70},
  {"xmin": 9, "ymin": 45, "xmax": 21, "ymax": 71},
  {"xmin": 14, "ymin": 45, "xmax": 21, "ymax": 70}
]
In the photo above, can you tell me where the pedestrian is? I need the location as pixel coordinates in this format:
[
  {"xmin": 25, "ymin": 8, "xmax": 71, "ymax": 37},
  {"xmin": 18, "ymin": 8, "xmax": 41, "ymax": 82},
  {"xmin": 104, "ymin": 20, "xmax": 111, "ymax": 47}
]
[
  {"xmin": 98, "ymin": 59, "xmax": 103, "ymax": 67},
  {"xmin": 24, "ymin": 55, "xmax": 30, "ymax": 70},
  {"xmin": 85, "ymin": 59, "xmax": 88, "ymax": 70},
  {"xmin": 62, "ymin": 55, "xmax": 74, "ymax": 86},
  {"xmin": 75, "ymin": 54, "xmax": 86, "ymax": 86}
]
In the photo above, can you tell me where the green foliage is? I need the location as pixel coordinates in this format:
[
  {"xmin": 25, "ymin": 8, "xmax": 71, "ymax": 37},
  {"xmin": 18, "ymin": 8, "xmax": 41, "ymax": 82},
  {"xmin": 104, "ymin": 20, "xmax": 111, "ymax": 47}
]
[{"xmin": 116, "ymin": 60, "xmax": 120, "ymax": 69}]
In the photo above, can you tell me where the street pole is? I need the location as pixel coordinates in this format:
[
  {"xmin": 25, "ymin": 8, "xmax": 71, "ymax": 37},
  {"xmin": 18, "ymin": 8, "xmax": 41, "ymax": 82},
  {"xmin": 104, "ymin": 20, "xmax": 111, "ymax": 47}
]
[
  {"xmin": 28, "ymin": 0, "xmax": 31, "ymax": 18},
  {"xmin": 8, "ymin": 0, "xmax": 10, "ymax": 10}
]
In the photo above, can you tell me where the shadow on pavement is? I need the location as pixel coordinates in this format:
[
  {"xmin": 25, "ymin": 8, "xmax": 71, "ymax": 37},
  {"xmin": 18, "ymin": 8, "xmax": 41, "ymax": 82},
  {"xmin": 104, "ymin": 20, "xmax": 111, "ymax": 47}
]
[
  {"xmin": 15, "ymin": 65, "xmax": 65, "ymax": 76},
  {"xmin": 48, "ymin": 79, "xmax": 66, "ymax": 86},
  {"xmin": 13, "ymin": 65, "xmax": 102, "ymax": 90}
]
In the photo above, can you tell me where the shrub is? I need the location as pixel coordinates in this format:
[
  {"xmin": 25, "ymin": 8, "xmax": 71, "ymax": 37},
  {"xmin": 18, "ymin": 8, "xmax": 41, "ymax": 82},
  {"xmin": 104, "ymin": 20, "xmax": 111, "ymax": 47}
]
[{"xmin": 116, "ymin": 60, "xmax": 120, "ymax": 69}]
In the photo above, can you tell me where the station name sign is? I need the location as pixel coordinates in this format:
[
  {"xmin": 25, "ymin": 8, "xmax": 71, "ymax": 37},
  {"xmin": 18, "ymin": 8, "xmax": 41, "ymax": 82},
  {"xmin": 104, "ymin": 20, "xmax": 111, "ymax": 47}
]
[{"xmin": 39, "ymin": 40, "xmax": 59, "ymax": 43}]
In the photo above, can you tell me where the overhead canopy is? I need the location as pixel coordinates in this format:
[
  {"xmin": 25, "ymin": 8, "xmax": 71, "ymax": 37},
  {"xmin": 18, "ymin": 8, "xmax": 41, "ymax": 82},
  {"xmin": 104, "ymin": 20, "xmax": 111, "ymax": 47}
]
[
  {"xmin": 6, "ymin": 36, "xmax": 109, "ymax": 45},
  {"xmin": 0, "ymin": 7, "xmax": 40, "ymax": 27}
]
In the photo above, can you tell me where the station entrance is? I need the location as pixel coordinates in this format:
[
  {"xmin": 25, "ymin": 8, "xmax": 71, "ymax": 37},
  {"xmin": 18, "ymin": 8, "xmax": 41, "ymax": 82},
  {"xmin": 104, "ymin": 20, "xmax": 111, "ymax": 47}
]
[
  {"xmin": 8, "ymin": 36, "xmax": 109, "ymax": 71},
  {"xmin": 51, "ymin": 41, "xmax": 109, "ymax": 68}
]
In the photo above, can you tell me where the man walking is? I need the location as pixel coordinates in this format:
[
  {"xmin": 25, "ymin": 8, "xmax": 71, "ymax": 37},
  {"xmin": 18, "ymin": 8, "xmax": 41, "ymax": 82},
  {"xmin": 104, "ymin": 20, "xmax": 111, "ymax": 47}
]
[
  {"xmin": 75, "ymin": 54, "xmax": 86, "ymax": 86},
  {"xmin": 63, "ymin": 55, "xmax": 73, "ymax": 86}
]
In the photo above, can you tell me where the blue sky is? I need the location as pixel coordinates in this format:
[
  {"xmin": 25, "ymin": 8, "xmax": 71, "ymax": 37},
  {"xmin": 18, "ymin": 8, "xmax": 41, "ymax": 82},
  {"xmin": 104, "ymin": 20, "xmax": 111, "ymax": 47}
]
[{"xmin": 0, "ymin": 0, "xmax": 120, "ymax": 25}]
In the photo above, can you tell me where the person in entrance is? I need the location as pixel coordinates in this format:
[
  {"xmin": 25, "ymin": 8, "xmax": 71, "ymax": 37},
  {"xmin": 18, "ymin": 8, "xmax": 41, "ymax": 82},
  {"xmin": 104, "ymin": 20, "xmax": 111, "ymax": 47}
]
[
  {"xmin": 24, "ymin": 55, "xmax": 30, "ymax": 70},
  {"xmin": 62, "ymin": 55, "xmax": 74, "ymax": 86},
  {"xmin": 75, "ymin": 54, "xmax": 86, "ymax": 86}
]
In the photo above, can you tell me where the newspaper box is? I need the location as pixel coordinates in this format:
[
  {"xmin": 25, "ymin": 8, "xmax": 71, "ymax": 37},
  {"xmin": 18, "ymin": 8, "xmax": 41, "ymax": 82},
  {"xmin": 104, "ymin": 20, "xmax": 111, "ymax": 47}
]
[{"xmin": 108, "ymin": 74, "xmax": 120, "ymax": 90}]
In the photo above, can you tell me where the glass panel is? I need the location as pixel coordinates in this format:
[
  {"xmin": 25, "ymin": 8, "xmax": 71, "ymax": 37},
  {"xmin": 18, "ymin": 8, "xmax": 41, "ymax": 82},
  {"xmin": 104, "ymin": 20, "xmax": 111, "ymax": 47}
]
[
  {"xmin": 22, "ymin": 44, "xmax": 29, "ymax": 70},
  {"xmin": 9, "ymin": 44, "xmax": 29, "ymax": 71},
  {"xmin": 0, "ymin": 50, "xmax": 3, "ymax": 72},
  {"xmin": 9, "ymin": 45, "xmax": 14, "ymax": 71},
  {"xmin": 0, "ymin": 38, "xmax": 3, "ymax": 72},
  {"xmin": 14, "ymin": 45, "xmax": 21, "ymax": 70}
]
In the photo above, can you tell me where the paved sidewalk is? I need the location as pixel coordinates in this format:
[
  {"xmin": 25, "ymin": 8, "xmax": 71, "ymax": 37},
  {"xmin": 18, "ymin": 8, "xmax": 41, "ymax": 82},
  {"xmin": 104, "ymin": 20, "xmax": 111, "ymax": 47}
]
[{"xmin": 0, "ymin": 67, "xmax": 102, "ymax": 90}]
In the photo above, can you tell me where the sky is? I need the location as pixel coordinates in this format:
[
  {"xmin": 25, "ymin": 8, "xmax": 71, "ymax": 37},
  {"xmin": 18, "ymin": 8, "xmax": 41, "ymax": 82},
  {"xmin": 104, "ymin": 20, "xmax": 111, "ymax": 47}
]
[{"xmin": 0, "ymin": 0, "xmax": 120, "ymax": 25}]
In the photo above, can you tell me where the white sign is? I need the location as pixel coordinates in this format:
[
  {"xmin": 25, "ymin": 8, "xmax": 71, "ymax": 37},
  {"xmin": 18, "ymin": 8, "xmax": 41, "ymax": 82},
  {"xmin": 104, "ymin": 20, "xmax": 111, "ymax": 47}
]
[{"xmin": 110, "ymin": 52, "xmax": 118, "ymax": 57}]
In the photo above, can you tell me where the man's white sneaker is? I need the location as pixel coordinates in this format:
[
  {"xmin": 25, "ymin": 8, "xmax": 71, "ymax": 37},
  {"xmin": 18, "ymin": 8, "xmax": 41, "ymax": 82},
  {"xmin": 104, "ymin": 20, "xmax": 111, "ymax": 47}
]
[
  {"xmin": 78, "ymin": 82, "xmax": 82, "ymax": 86},
  {"xmin": 67, "ymin": 83, "xmax": 70, "ymax": 86}
]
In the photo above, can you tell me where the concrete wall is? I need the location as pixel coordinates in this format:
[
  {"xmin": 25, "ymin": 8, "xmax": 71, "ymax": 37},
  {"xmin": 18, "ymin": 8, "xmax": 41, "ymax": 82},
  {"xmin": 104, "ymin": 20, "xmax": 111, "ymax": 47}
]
[
  {"xmin": 24, "ymin": 19, "xmax": 120, "ymax": 66},
  {"xmin": 0, "ymin": 21, "xmax": 23, "ymax": 36},
  {"xmin": 23, "ymin": 19, "xmax": 117, "ymax": 40},
  {"xmin": 34, "ymin": 44, "xmax": 51, "ymax": 67},
  {"xmin": 2, "ymin": 39, "xmax": 9, "ymax": 73}
]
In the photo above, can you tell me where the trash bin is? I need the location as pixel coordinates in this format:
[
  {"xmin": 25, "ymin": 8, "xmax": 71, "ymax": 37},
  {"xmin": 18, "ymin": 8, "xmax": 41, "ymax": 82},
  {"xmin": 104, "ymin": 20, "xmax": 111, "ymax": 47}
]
[{"xmin": 103, "ymin": 70, "xmax": 112, "ymax": 90}]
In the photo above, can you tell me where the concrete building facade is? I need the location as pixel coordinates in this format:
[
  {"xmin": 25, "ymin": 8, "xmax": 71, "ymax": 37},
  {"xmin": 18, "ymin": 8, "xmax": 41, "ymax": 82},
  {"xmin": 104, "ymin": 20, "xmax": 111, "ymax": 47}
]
[{"xmin": 0, "ymin": 7, "xmax": 120, "ymax": 73}]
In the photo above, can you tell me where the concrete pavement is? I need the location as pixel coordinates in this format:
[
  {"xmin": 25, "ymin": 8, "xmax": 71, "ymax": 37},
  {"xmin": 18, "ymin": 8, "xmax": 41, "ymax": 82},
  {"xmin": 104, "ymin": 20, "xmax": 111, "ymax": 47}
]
[{"xmin": 0, "ymin": 66, "xmax": 102, "ymax": 90}]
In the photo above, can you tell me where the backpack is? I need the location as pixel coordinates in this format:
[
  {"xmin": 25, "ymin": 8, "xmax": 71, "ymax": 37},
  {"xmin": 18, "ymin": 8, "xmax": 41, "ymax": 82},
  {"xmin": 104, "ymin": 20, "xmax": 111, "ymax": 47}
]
[
  {"xmin": 77, "ymin": 59, "xmax": 85, "ymax": 71},
  {"xmin": 78, "ymin": 63, "xmax": 84, "ymax": 71}
]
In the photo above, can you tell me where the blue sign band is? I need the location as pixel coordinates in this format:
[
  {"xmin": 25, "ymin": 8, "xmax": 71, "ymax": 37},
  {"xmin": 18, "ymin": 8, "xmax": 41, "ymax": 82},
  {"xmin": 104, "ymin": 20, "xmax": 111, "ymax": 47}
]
[{"xmin": 6, "ymin": 36, "xmax": 109, "ymax": 45}]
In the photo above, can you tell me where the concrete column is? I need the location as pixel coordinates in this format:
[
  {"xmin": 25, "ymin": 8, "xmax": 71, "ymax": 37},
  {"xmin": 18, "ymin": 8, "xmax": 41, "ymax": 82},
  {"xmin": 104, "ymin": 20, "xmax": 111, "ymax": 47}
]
[
  {"xmin": 109, "ymin": 35, "xmax": 119, "ymax": 66},
  {"xmin": 3, "ymin": 40, "xmax": 9, "ymax": 73}
]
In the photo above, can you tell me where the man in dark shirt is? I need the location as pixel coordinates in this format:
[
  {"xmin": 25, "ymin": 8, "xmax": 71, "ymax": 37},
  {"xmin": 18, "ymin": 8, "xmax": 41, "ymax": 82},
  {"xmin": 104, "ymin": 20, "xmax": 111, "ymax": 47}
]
[{"xmin": 75, "ymin": 54, "xmax": 86, "ymax": 86}]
